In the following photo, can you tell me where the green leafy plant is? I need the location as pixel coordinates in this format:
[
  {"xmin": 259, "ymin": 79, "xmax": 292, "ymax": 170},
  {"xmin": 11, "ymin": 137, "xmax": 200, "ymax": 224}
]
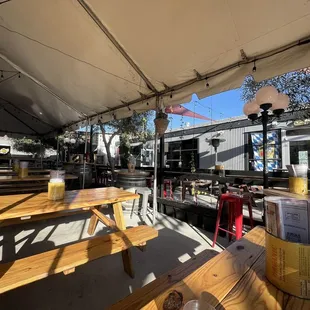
[
  {"xmin": 241, "ymin": 70, "xmax": 310, "ymax": 112},
  {"xmin": 13, "ymin": 138, "xmax": 45, "ymax": 156}
]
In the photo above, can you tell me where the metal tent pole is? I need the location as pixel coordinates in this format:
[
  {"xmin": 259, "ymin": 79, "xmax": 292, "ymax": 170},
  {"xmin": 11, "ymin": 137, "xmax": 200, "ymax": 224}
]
[
  {"xmin": 82, "ymin": 119, "xmax": 90, "ymax": 189},
  {"xmin": 152, "ymin": 133, "xmax": 159, "ymax": 225},
  {"xmin": 262, "ymin": 110, "xmax": 269, "ymax": 188},
  {"xmin": 56, "ymin": 136, "xmax": 59, "ymax": 168},
  {"xmin": 40, "ymin": 140, "xmax": 43, "ymax": 168},
  {"xmin": 159, "ymin": 135, "xmax": 165, "ymax": 211}
]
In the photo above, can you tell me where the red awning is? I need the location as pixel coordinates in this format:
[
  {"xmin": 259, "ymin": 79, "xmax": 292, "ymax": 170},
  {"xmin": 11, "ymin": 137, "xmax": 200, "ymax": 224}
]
[{"xmin": 165, "ymin": 105, "xmax": 212, "ymax": 121}]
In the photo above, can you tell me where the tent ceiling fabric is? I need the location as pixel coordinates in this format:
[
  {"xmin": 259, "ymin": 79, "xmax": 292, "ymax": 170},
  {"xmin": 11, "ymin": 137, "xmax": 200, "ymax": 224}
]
[{"xmin": 1, "ymin": 0, "xmax": 310, "ymax": 136}]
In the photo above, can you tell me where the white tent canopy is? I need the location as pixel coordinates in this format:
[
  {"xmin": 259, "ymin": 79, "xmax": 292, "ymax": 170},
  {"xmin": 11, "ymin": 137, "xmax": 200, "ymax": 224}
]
[{"xmin": 1, "ymin": 0, "xmax": 310, "ymax": 136}]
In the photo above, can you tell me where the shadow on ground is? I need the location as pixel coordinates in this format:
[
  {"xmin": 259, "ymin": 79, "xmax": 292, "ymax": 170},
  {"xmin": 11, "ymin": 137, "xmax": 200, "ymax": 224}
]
[{"xmin": 0, "ymin": 209, "xmax": 225, "ymax": 310}]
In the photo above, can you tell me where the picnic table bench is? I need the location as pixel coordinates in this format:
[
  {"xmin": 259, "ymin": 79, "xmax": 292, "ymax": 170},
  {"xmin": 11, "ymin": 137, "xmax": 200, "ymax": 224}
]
[
  {"xmin": 0, "ymin": 187, "xmax": 158, "ymax": 293},
  {"xmin": 110, "ymin": 226, "xmax": 309, "ymax": 309}
]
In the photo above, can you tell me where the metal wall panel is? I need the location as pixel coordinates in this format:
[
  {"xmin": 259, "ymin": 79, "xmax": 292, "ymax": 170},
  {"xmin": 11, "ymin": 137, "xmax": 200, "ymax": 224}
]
[{"xmin": 198, "ymin": 127, "xmax": 246, "ymax": 170}]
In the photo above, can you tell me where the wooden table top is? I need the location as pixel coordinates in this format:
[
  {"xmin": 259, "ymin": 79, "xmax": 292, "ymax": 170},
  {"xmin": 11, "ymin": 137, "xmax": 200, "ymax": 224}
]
[
  {"xmin": 115, "ymin": 227, "xmax": 309, "ymax": 309},
  {"xmin": 0, "ymin": 174, "xmax": 77, "ymax": 183},
  {"xmin": 0, "ymin": 187, "xmax": 139, "ymax": 221},
  {"xmin": 264, "ymin": 188, "xmax": 310, "ymax": 200}
]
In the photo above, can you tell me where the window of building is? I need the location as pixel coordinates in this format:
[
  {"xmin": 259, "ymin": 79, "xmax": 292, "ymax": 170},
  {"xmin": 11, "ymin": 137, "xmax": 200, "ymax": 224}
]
[
  {"xmin": 166, "ymin": 138, "xmax": 198, "ymax": 170},
  {"xmin": 289, "ymin": 140, "xmax": 310, "ymax": 166}
]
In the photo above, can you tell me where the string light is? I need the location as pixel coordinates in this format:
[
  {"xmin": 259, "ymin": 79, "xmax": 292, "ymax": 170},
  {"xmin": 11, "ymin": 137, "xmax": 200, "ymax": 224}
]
[
  {"xmin": 1, "ymin": 71, "xmax": 3, "ymax": 79},
  {"xmin": 252, "ymin": 60, "xmax": 257, "ymax": 73},
  {"xmin": 170, "ymin": 92, "xmax": 173, "ymax": 99},
  {"xmin": 18, "ymin": 72, "xmax": 21, "ymax": 78},
  {"xmin": 205, "ymin": 78, "xmax": 209, "ymax": 88}
]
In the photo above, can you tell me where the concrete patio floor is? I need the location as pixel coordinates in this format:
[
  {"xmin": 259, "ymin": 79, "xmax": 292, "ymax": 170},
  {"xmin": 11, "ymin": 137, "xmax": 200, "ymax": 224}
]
[{"xmin": 0, "ymin": 208, "xmax": 229, "ymax": 310}]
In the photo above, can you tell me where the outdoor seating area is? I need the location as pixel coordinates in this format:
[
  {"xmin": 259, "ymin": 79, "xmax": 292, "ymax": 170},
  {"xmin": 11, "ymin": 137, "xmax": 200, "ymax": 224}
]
[{"xmin": 1, "ymin": 1, "xmax": 310, "ymax": 309}]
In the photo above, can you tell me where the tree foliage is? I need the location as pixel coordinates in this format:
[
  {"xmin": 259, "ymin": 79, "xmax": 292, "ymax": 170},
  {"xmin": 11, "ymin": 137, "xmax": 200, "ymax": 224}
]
[
  {"xmin": 241, "ymin": 69, "xmax": 310, "ymax": 110},
  {"xmin": 13, "ymin": 138, "xmax": 45, "ymax": 156},
  {"xmin": 98, "ymin": 111, "xmax": 154, "ymax": 181}
]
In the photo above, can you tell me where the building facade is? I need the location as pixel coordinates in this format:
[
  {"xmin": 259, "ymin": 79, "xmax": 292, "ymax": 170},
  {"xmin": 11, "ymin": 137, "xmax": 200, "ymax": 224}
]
[{"xmin": 164, "ymin": 110, "xmax": 310, "ymax": 171}]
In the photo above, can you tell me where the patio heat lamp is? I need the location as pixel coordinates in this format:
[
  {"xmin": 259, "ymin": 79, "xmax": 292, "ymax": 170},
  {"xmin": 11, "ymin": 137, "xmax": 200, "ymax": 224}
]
[
  {"xmin": 243, "ymin": 86, "xmax": 289, "ymax": 188},
  {"xmin": 206, "ymin": 132, "xmax": 225, "ymax": 167}
]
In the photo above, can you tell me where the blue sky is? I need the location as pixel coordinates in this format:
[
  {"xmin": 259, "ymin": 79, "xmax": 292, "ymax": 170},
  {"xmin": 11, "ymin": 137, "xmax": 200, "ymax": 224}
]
[{"xmin": 169, "ymin": 88, "xmax": 244, "ymax": 129}]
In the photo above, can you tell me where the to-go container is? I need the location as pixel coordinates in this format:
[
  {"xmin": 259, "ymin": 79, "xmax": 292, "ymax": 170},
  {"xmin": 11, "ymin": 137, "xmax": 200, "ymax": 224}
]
[
  {"xmin": 18, "ymin": 161, "xmax": 29, "ymax": 178},
  {"xmin": 48, "ymin": 170, "xmax": 65, "ymax": 201},
  {"xmin": 265, "ymin": 196, "xmax": 310, "ymax": 299},
  {"xmin": 215, "ymin": 162, "xmax": 224, "ymax": 170},
  {"xmin": 287, "ymin": 164, "xmax": 308, "ymax": 195},
  {"xmin": 13, "ymin": 159, "xmax": 19, "ymax": 173}
]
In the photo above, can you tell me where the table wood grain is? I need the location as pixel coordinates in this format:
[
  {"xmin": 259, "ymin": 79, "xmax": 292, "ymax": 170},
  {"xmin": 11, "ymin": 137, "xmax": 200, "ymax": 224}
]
[
  {"xmin": 112, "ymin": 227, "xmax": 310, "ymax": 309},
  {"xmin": 0, "ymin": 187, "xmax": 139, "ymax": 220},
  {"xmin": 264, "ymin": 188, "xmax": 310, "ymax": 200},
  {"xmin": 141, "ymin": 227, "xmax": 265, "ymax": 309}
]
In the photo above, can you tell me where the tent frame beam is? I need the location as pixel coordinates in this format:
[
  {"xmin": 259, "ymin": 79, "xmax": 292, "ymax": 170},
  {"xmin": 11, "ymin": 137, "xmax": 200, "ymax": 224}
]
[
  {"xmin": 0, "ymin": 96, "xmax": 56, "ymax": 129},
  {"xmin": 69, "ymin": 35, "xmax": 310, "ymax": 128},
  {"xmin": 0, "ymin": 55, "xmax": 86, "ymax": 119},
  {"xmin": 3, "ymin": 107, "xmax": 39, "ymax": 134},
  {"xmin": 0, "ymin": 130, "xmax": 38, "ymax": 136},
  {"xmin": 77, "ymin": 0, "xmax": 158, "ymax": 94}
]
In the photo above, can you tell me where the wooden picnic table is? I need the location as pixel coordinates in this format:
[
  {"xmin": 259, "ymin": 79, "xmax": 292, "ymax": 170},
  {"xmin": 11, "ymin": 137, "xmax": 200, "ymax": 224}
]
[
  {"xmin": 264, "ymin": 188, "xmax": 310, "ymax": 200},
  {"xmin": 111, "ymin": 226, "xmax": 310, "ymax": 309},
  {"xmin": 0, "ymin": 187, "xmax": 155, "ymax": 291},
  {"xmin": 0, "ymin": 174, "xmax": 77, "ymax": 183},
  {"xmin": 0, "ymin": 187, "xmax": 137, "ymax": 221},
  {"xmin": 0, "ymin": 187, "xmax": 140, "ymax": 278},
  {"xmin": 0, "ymin": 169, "xmax": 51, "ymax": 176}
]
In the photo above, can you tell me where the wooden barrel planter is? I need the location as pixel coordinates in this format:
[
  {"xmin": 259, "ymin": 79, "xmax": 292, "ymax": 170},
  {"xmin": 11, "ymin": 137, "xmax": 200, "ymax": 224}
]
[
  {"xmin": 74, "ymin": 165, "xmax": 93, "ymax": 188},
  {"xmin": 116, "ymin": 170, "xmax": 150, "ymax": 210}
]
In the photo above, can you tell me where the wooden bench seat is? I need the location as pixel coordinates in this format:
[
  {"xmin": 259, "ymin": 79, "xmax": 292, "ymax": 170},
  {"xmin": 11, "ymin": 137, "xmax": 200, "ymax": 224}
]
[{"xmin": 0, "ymin": 225, "xmax": 158, "ymax": 294}]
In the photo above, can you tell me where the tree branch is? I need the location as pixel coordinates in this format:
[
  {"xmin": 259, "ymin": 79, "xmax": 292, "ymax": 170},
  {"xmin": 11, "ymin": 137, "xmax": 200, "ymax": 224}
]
[
  {"xmin": 98, "ymin": 122, "xmax": 108, "ymax": 145},
  {"xmin": 107, "ymin": 129, "xmax": 121, "ymax": 147}
]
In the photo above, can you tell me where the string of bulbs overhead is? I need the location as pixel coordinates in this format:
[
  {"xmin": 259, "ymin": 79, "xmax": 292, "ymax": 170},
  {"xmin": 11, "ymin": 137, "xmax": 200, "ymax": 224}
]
[{"xmin": 0, "ymin": 70, "xmax": 21, "ymax": 79}]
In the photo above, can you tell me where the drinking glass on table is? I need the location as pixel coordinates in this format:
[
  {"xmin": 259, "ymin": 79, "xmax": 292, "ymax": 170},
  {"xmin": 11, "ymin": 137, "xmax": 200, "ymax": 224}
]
[
  {"xmin": 48, "ymin": 170, "xmax": 66, "ymax": 201},
  {"xmin": 183, "ymin": 300, "xmax": 215, "ymax": 310},
  {"xmin": 18, "ymin": 161, "xmax": 29, "ymax": 178}
]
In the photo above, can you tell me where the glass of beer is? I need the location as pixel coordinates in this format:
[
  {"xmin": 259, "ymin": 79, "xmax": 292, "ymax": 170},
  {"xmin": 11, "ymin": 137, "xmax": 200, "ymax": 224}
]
[
  {"xmin": 48, "ymin": 170, "xmax": 65, "ymax": 201},
  {"xmin": 18, "ymin": 161, "xmax": 29, "ymax": 178}
]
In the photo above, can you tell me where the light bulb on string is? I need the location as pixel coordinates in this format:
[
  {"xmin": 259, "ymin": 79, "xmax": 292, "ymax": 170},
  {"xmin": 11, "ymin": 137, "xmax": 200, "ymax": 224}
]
[
  {"xmin": 252, "ymin": 60, "xmax": 257, "ymax": 72},
  {"xmin": 0, "ymin": 71, "xmax": 3, "ymax": 79}
]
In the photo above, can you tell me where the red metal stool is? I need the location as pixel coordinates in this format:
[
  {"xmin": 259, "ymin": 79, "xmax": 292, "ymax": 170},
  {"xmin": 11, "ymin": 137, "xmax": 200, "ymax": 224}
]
[
  {"xmin": 212, "ymin": 193, "xmax": 244, "ymax": 247},
  {"xmin": 164, "ymin": 179, "xmax": 173, "ymax": 199}
]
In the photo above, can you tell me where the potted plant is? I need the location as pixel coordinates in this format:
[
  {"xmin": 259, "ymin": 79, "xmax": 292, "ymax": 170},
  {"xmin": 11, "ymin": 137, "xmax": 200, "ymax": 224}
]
[
  {"xmin": 154, "ymin": 111, "xmax": 169, "ymax": 136},
  {"xmin": 127, "ymin": 154, "xmax": 136, "ymax": 173}
]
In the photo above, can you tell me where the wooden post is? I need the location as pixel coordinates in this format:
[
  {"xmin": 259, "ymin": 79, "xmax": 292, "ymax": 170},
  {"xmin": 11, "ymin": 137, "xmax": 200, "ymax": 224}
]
[{"xmin": 113, "ymin": 202, "xmax": 134, "ymax": 278}]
